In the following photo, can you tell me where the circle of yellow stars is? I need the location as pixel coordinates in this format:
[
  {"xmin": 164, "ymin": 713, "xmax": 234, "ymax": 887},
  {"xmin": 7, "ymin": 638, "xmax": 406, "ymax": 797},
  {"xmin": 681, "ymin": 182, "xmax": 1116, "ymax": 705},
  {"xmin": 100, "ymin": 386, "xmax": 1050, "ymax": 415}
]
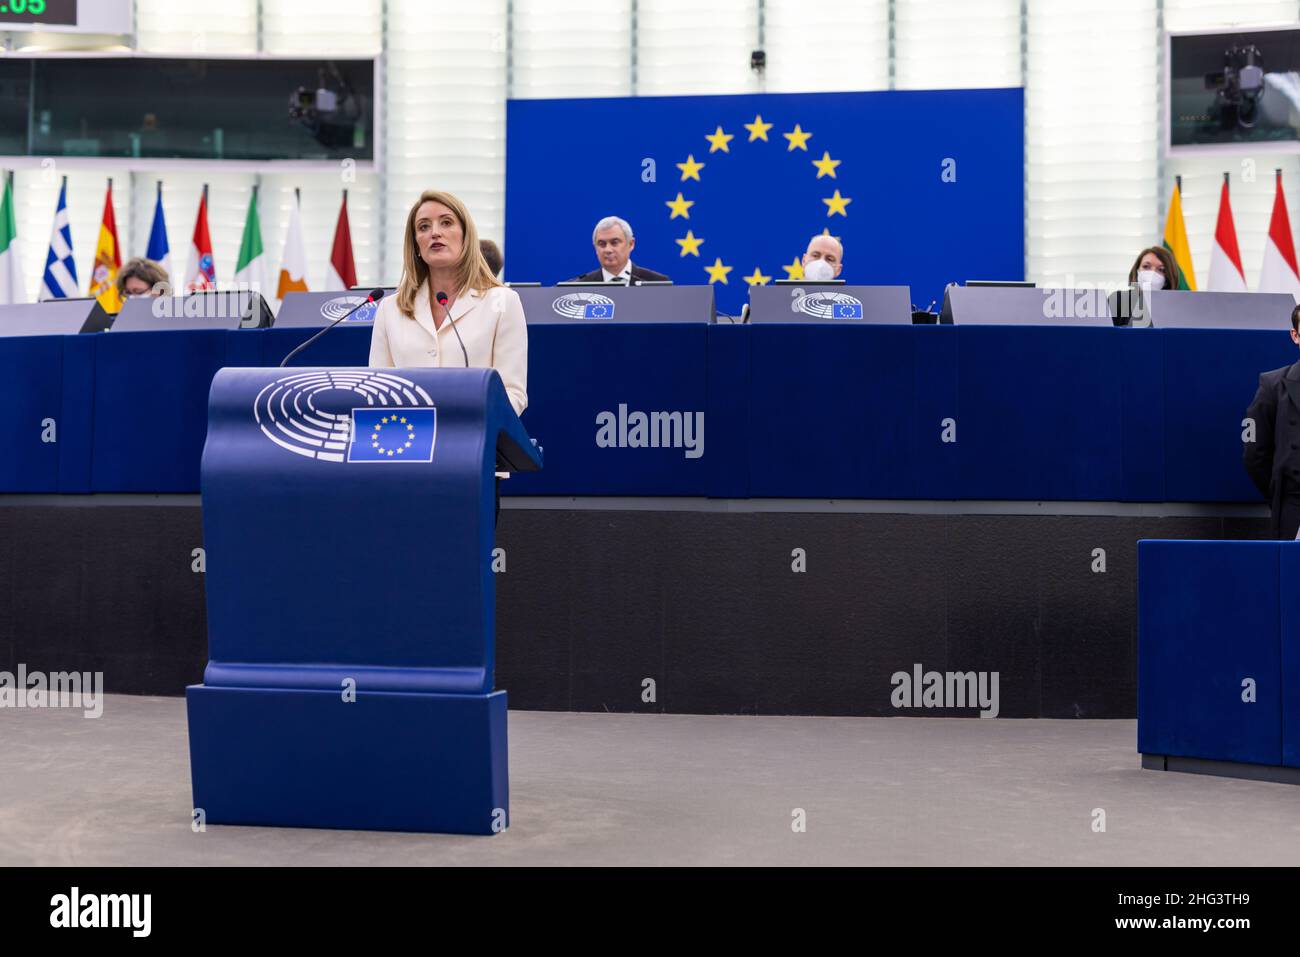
[
  {"xmin": 666, "ymin": 115, "xmax": 850, "ymax": 286},
  {"xmin": 371, "ymin": 415, "xmax": 416, "ymax": 457}
]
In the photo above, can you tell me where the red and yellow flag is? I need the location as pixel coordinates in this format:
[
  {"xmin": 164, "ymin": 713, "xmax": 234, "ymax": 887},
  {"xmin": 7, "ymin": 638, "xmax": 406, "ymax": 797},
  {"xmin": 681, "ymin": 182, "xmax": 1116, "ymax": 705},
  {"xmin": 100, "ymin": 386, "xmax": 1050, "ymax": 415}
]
[{"xmin": 89, "ymin": 180, "xmax": 124, "ymax": 313}]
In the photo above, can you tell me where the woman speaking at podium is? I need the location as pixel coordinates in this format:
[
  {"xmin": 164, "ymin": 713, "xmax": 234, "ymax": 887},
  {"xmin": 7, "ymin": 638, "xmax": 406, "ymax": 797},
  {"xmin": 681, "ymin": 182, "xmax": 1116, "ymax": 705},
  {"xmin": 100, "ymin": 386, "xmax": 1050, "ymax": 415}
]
[{"xmin": 369, "ymin": 190, "xmax": 528, "ymax": 417}]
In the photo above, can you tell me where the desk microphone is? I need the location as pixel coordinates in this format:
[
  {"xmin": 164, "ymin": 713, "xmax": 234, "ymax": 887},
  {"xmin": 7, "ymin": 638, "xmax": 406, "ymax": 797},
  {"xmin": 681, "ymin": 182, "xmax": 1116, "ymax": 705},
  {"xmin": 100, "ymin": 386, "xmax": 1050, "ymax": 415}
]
[
  {"xmin": 436, "ymin": 290, "xmax": 470, "ymax": 367},
  {"xmin": 279, "ymin": 288, "xmax": 385, "ymax": 367}
]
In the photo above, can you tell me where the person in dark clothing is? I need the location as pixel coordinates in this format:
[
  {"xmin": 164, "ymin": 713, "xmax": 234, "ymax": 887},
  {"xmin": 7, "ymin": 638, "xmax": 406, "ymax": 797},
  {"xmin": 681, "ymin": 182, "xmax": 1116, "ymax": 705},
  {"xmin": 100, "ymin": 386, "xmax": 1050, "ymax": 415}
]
[
  {"xmin": 567, "ymin": 216, "xmax": 670, "ymax": 284},
  {"xmin": 480, "ymin": 239, "xmax": 503, "ymax": 278},
  {"xmin": 1243, "ymin": 301, "xmax": 1300, "ymax": 538}
]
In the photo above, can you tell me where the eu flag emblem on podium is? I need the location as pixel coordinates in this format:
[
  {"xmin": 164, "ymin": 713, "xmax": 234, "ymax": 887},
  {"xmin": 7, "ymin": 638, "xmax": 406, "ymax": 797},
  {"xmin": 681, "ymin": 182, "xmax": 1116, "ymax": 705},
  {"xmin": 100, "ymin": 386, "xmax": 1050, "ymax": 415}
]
[
  {"xmin": 348, "ymin": 408, "xmax": 437, "ymax": 462},
  {"xmin": 833, "ymin": 303, "xmax": 863, "ymax": 319}
]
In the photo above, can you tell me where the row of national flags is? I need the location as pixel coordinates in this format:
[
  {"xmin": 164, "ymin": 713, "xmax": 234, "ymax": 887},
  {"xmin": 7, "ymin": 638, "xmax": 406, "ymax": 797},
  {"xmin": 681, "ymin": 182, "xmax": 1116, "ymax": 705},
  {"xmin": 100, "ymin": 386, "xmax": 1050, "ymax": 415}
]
[
  {"xmin": 1162, "ymin": 169, "xmax": 1300, "ymax": 299},
  {"xmin": 0, "ymin": 174, "xmax": 359, "ymax": 310}
]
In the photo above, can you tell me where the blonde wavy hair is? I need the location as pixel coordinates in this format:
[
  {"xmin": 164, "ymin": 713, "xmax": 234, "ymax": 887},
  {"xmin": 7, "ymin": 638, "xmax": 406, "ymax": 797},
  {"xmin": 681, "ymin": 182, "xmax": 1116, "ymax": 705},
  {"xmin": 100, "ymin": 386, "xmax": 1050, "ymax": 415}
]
[{"xmin": 396, "ymin": 190, "xmax": 500, "ymax": 320}]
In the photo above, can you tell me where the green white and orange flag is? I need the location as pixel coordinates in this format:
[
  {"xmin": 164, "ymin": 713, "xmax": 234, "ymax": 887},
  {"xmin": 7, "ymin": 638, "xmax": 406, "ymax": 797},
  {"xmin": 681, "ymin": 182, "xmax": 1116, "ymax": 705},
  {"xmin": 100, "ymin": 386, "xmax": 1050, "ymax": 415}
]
[
  {"xmin": 1163, "ymin": 178, "xmax": 1197, "ymax": 290},
  {"xmin": 234, "ymin": 186, "xmax": 267, "ymax": 295},
  {"xmin": 89, "ymin": 179, "xmax": 124, "ymax": 312}
]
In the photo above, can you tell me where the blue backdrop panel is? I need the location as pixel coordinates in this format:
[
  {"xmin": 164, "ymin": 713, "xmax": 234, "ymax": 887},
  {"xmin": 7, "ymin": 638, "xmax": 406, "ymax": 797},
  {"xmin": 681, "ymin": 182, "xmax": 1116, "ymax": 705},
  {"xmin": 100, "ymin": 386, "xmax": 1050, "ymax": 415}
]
[
  {"xmin": 90, "ymin": 330, "xmax": 235, "ymax": 491},
  {"xmin": 1137, "ymin": 540, "xmax": 1282, "ymax": 765},
  {"xmin": 0, "ymin": 335, "xmax": 63, "ymax": 492},
  {"xmin": 504, "ymin": 323, "xmax": 710, "ymax": 496},
  {"xmin": 956, "ymin": 327, "xmax": 1125, "ymax": 500},
  {"xmin": 1162, "ymin": 328, "xmax": 1295, "ymax": 503},
  {"xmin": 505, "ymin": 89, "xmax": 1024, "ymax": 315},
  {"xmin": 1279, "ymin": 545, "xmax": 1300, "ymax": 767},
  {"xmin": 57, "ymin": 334, "xmax": 96, "ymax": 493},
  {"xmin": 745, "ymin": 324, "xmax": 944, "ymax": 498}
]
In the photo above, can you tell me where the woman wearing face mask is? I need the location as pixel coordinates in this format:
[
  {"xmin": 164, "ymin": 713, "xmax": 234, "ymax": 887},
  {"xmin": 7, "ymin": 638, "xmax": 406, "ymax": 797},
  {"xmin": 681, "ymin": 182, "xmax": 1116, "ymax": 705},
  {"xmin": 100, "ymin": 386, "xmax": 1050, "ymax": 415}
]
[
  {"xmin": 1128, "ymin": 247, "xmax": 1180, "ymax": 294},
  {"xmin": 369, "ymin": 189, "xmax": 529, "ymax": 523},
  {"xmin": 1113, "ymin": 246, "xmax": 1183, "ymax": 326}
]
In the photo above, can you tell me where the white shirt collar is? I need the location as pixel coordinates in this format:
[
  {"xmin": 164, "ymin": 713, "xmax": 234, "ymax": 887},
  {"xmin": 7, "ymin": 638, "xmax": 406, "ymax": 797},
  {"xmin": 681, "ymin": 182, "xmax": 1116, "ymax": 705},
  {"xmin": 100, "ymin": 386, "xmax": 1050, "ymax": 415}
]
[{"xmin": 601, "ymin": 261, "xmax": 634, "ymax": 283}]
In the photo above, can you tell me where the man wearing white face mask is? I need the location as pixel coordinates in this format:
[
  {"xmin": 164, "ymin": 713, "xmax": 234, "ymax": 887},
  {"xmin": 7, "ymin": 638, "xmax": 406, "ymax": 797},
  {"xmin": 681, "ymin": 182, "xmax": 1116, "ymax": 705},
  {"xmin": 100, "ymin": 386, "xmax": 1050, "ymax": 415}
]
[
  {"xmin": 801, "ymin": 234, "xmax": 843, "ymax": 282},
  {"xmin": 1112, "ymin": 246, "xmax": 1183, "ymax": 326}
]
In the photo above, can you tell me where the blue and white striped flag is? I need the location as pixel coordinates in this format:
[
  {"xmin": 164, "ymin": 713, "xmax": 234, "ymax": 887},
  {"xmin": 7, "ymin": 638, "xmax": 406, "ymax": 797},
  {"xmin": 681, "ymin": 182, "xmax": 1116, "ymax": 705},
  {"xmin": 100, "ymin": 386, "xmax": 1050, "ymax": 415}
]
[{"xmin": 39, "ymin": 177, "xmax": 78, "ymax": 301}]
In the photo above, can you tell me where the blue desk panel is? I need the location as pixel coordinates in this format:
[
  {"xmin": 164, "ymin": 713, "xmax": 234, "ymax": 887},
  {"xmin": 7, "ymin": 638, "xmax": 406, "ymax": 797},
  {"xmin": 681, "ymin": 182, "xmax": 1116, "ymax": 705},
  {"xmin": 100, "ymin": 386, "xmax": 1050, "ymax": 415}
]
[
  {"xmin": 507, "ymin": 323, "xmax": 711, "ymax": 496},
  {"xmin": 0, "ymin": 335, "xmax": 64, "ymax": 492},
  {"xmin": 0, "ymin": 323, "xmax": 1296, "ymax": 500},
  {"xmin": 91, "ymin": 331, "xmax": 257, "ymax": 492},
  {"xmin": 1163, "ymin": 328, "xmax": 1294, "ymax": 503},
  {"xmin": 262, "ymin": 324, "xmax": 371, "ymax": 369},
  {"xmin": 956, "ymin": 326, "xmax": 1126, "ymax": 500},
  {"xmin": 746, "ymin": 324, "xmax": 960, "ymax": 499}
]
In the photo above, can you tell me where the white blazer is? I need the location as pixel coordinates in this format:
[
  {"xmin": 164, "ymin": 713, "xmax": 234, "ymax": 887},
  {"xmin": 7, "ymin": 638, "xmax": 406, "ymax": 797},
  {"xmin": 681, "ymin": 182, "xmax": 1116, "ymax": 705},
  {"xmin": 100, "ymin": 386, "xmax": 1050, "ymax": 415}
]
[{"xmin": 368, "ymin": 283, "xmax": 528, "ymax": 416}]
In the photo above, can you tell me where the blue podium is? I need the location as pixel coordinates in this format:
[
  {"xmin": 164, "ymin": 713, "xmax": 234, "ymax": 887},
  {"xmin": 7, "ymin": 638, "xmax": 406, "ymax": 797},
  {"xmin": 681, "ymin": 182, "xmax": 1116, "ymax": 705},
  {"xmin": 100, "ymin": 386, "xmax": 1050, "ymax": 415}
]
[
  {"xmin": 186, "ymin": 367, "xmax": 542, "ymax": 833},
  {"xmin": 1138, "ymin": 539, "xmax": 1300, "ymax": 783}
]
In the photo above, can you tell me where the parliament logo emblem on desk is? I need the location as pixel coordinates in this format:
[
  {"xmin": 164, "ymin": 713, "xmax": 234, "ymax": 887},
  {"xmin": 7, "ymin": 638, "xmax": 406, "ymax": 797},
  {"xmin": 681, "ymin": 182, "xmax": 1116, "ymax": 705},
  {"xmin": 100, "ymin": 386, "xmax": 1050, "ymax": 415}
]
[
  {"xmin": 320, "ymin": 295, "xmax": 379, "ymax": 324},
  {"xmin": 792, "ymin": 291, "xmax": 863, "ymax": 319},
  {"xmin": 347, "ymin": 408, "xmax": 437, "ymax": 462},
  {"xmin": 253, "ymin": 370, "xmax": 436, "ymax": 463},
  {"xmin": 552, "ymin": 291, "xmax": 617, "ymax": 319}
]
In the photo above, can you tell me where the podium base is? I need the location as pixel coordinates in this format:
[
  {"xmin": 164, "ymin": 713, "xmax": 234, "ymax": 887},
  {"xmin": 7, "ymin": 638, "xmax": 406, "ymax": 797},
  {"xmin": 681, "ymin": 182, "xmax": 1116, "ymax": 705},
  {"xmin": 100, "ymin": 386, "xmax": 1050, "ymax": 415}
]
[{"xmin": 186, "ymin": 685, "xmax": 508, "ymax": 835}]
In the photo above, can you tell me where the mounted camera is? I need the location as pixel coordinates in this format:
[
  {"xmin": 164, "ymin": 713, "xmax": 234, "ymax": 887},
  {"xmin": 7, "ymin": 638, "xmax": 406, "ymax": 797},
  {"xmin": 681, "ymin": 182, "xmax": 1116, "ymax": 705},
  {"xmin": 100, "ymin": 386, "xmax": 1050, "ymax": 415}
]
[
  {"xmin": 1204, "ymin": 42, "xmax": 1265, "ymax": 130},
  {"xmin": 288, "ymin": 62, "xmax": 362, "ymax": 148}
]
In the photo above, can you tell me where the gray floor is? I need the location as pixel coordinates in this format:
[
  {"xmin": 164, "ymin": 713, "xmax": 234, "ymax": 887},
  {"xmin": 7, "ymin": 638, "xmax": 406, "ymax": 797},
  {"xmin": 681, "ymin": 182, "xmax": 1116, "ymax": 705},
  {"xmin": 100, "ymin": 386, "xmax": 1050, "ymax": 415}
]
[{"xmin": 3, "ymin": 695, "xmax": 1300, "ymax": 866}]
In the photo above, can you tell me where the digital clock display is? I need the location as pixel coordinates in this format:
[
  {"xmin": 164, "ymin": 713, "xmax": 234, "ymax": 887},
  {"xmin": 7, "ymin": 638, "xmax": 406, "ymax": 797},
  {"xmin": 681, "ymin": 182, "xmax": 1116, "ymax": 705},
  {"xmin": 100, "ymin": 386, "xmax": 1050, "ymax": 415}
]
[{"xmin": 0, "ymin": 0, "xmax": 77, "ymax": 27}]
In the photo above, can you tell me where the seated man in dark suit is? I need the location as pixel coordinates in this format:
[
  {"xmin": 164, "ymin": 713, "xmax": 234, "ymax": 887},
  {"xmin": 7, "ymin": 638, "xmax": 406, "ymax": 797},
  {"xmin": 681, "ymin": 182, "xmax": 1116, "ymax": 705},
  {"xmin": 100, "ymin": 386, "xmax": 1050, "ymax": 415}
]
[
  {"xmin": 567, "ymin": 216, "xmax": 670, "ymax": 284},
  {"xmin": 1244, "ymin": 301, "xmax": 1300, "ymax": 538}
]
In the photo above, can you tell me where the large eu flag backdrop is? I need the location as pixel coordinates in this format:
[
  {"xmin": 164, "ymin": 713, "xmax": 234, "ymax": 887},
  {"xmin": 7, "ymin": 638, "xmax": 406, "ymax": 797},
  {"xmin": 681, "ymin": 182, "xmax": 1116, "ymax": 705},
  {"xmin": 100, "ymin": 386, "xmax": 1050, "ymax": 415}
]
[{"xmin": 505, "ymin": 88, "xmax": 1024, "ymax": 316}]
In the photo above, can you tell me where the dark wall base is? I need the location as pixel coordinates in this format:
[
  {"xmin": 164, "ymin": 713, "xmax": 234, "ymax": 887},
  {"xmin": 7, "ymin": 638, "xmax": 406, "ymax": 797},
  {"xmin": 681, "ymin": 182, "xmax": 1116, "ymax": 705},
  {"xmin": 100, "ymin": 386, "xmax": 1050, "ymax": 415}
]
[{"xmin": 0, "ymin": 500, "xmax": 1270, "ymax": 717}]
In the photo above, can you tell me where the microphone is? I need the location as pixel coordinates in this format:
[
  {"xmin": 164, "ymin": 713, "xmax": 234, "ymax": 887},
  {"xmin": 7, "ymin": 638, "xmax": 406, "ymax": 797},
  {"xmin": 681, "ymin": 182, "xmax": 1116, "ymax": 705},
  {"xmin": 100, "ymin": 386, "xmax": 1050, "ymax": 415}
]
[
  {"xmin": 279, "ymin": 288, "xmax": 385, "ymax": 368},
  {"xmin": 436, "ymin": 290, "xmax": 470, "ymax": 367}
]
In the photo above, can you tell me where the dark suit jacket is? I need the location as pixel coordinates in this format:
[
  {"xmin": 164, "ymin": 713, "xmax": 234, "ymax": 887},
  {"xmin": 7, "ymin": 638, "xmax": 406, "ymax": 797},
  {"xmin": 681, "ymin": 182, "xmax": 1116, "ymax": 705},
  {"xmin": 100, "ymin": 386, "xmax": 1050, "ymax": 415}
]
[
  {"xmin": 567, "ymin": 263, "xmax": 671, "ymax": 284},
  {"xmin": 1244, "ymin": 359, "xmax": 1300, "ymax": 537}
]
